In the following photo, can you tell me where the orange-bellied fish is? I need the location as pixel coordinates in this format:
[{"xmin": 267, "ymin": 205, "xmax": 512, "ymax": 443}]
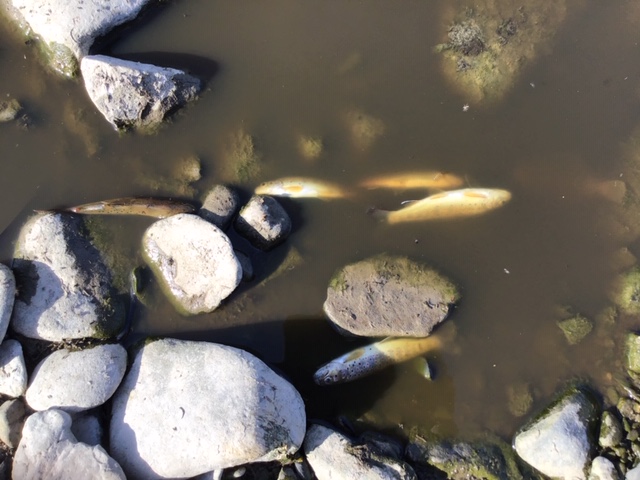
[
  {"xmin": 370, "ymin": 188, "xmax": 511, "ymax": 224},
  {"xmin": 314, "ymin": 334, "xmax": 444, "ymax": 385},
  {"xmin": 63, "ymin": 197, "xmax": 196, "ymax": 218},
  {"xmin": 358, "ymin": 171, "xmax": 465, "ymax": 190},
  {"xmin": 254, "ymin": 177, "xmax": 349, "ymax": 199}
]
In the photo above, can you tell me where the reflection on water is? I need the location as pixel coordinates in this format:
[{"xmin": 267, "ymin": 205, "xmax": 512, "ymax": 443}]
[{"xmin": 1, "ymin": 0, "xmax": 640, "ymax": 439}]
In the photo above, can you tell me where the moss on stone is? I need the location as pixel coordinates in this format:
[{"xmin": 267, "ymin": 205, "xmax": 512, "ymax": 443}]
[
  {"xmin": 611, "ymin": 267, "xmax": 640, "ymax": 315},
  {"xmin": 557, "ymin": 314, "xmax": 593, "ymax": 345},
  {"xmin": 225, "ymin": 129, "xmax": 262, "ymax": 183}
]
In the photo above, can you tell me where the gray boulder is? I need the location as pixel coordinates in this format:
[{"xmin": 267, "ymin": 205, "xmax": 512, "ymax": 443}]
[
  {"xmin": 0, "ymin": 0, "xmax": 153, "ymax": 77},
  {"xmin": 0, "ymin": 398, "xmax": 27, "ymax": 449},
  {"xmin": 142, "ymin": 214, "xmax": 242, "ymax": 314},
  {"xmin": 13, "ymin": 409, "xmax": 125, "ymax": 479},
  {"xmin": 588, "ymin": 456, "xmax": 620, "ymax": 480},
  {"xmin": 0, "ymin": 263, "xmax": 15, "ymax": 343},
  {"xmin": 11, "ymin": 212, "xmax": 125, "ymax": 342},
  {"xmin": 110, "ymin": 338, "xmax": 306, "ymax": 479},
  {"xmin": 234, "ymin": 195, "xmax": 292, "ymax": 251},
  {"xmin": 199, "ymin": 184, "xmax": 241, "ymax": 230},
  {"xmin": 304, "ymin": 424, "xmax": 416, "ymax": 480},
  {"xmin": 81, "ymin": 55, "xmax": 201, "ymax": 132},
  {"xmin": 513, "ymin": 386, "xmax": 600, "ymax": 480},
  {"xmin": 323, "ymin": 254, "xmax": 460, "ymax": 337},
  {"xmin": 0, "ymin": 339, "xmax": 27, "ymax": 398},
  {"xmin": 25, "ymin": 344, "xmax": 127, "ymax": 413}
]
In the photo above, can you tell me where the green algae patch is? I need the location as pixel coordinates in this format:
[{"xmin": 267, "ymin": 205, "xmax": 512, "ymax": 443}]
[
  {"xmin": 611, "ymin": 267, "xmax": 640, "ymax": 315},
  {"xmin": 436, "ymin": 1, "xmax": 574, "ymax": 103},
  {"xmin": 557, "ymin": 314, "xmax": 593, "ymax": 345},
  {"xmin": 323, "ymin": 254, "xmax": 460, "ymax": 337},
  {"xmin": 224, "ymin": 129, "xmax": 262, "ymax": 183}
]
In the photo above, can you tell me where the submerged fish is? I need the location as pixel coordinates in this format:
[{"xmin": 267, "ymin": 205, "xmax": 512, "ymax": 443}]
[
  {"xmin": 358, "ymin": 171, "xmax": 465, "ymax": 190},
  {"xmin": 370, "ymin": 188, "xmax": 511, "ymax": 224},
  {"xmin": 314, "ymin": 334, "xmax": 444, "ymax": 385},
  {"xmin": 64, "ymin": 197, "xmax": 195, "ymax": 218},
  {"xmin": 254, "ymin": 177, "xmax": 349, "ymax": 199}
]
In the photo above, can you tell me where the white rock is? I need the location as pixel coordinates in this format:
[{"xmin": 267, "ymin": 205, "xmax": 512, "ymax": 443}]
[
  {"xmin": 26, "ymin": 344, "xmax": 127, "ymax": 413},
  {"xmin": 110, "ymin": 338, "xmax": 306, "ymax": 479},
  {"xmin": 0, "ymin": 339, "xmax": 27, "ymax": 398},
  {"xmin": 513, "ymin": 387, "xmax": 598, "ymax": 480},
  {"xmin": 13, "ymin": 409, "xmax": 125, "ymax": 479},
  {"xmin": 81, "ymin": 55, "xmax": 201, "ymax": 131},
  {"xmin": 304, "ymin": 424, "xmax": 416, "ymax": 480},
  {"xmin": 0, "ymin": 0, "xmax": 152, "ymax": 76},
  {"xmin": 627, "ymin": 465, "xmax": 640, "ymax": 480},
  {"xmin": 589, "ymin": 456, "xmax": 620, "ymax": 480},
  {"xmin": 11, "ymin": 212, "xmax": 125, "ymax": 342},
  {"xmin": 142, "ymin": 214, "xmax": 242, "ymax": 314},
  {"xmin": 0, "ymin": 264, "xmax": 15, "ymax": 343}
]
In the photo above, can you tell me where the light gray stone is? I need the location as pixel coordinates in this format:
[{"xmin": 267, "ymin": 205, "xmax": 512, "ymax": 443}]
[
  {"xmin": 0, "ymin": 264, "xmax": 15, "ymax": 343},
  {"xmin": 199, "ymin": 185, "xmax": 240, "ymax": 230},
  {"xmin": 0, "ymin": 339, "xmax": 27, "ymax": 398},
  {"xmin": 0, "ymin": 398, "xmax": 27, "ymax": 448},
  {"xmin": 26, "ymin": 344, "xmax": 127, "ymax": 413},
  {"xmin": 11, "ymin": 212, "xmax": 125, "ymax": 342},
  {"xmin": 142, "ymin": 214, "xmax": 242, "ymax": 314},
  {"xmin": 304, "ymin": 424, "xmax": 416, "ymax": 480},
  {"xmin": 81, "ymin": 54, "xmax": 201, "ymax": 132},
  {"xmin": 110, "ymin": 338, "xmax": 306, "ymax": 479},
  {"xmin": 13, "ymin": 409, "xmax": 125, "ymax": 479},
  {"xmin": 323, "ymin": 254, "xmax": 461, "ymax": 337},
  {"xmin": 627, "ymin": 465, "xmax": 640, "ymax": 480},
  {"xmin": 513, "ymin": 386, "xmax": 599, "ymax": 480},
  {"xmin": 0, "ymin": 0, "xmax": 153, "ymax": 76},
  {"xmin": 234, "ymin": 195, "xmax": 291, "ymax": 251},
  {"xmin": 589, "ymin": 456, "xmax": 620, "ymax": 480}
]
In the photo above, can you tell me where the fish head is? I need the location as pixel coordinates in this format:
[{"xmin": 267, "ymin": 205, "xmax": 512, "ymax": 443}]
[{"xmin": 313, "ymin": 361, "xmax": 345, "ymax": 385}]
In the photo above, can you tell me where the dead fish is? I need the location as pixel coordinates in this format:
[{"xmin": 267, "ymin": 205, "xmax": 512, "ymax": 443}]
[
  {"xmin": 370, "ymin": 188, "xmax": 511, "ymax": 225},
  {"xmin": 254, "ymin": 177, "xmax": 349, "ymax": 199},
  {"xmin": 63, "ymin": 197, "xmax": 196, "ymax": 218},
  {"xmin": 358, "ymin": 171, "xmax": 465, "ymax": 190},
  {"xmin": 314, "ymin": 334, "xmax": 444, "ymax": 385}
]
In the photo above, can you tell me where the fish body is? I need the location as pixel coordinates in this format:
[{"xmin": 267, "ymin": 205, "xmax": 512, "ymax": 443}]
[
  {"xmin": 254, "ymin": 177, "xmax": 348, "ymax": 199},
  {"xmin": 359, "ymin": 171, "xmax": 465, "ymax": 190},
  {"xmin": 65, "ymin": 197, "xmax": 195, "ymax": 218},
  {"xmin": 372, "ymin": 188, "xmax": 511, "ymax": 224},
  {"xmin": 313, "ymin": 334, "xmax": 443, "ymax": 385}
]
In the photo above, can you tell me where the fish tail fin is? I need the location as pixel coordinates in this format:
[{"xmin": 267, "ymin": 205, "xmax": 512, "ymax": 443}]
[
  {"xmin": 366, "ymin": 206, "xmax": 389, "ymax": 222},
  {"xmin": 432, "ymin": 322, "xmax": 458, "ymax": 348}
]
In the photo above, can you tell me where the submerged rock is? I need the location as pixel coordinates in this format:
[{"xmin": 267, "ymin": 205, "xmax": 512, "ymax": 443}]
[
  {"xmin": 234, "ymin": 195, "xmax": 292, "ymax": 251},
  {"xmin": 110, "ymin": 338, "xmax": 306, "ymax": 479},
  {"xmin": 323, "ymin": 254, "xmax": 460, "ymax": 337},
  {"xmin": 25, "ymin": 343, "xmax": 127, "ymax": 412},
  {"xmin": 81, "ymin": 55, "xmax": 201, "ymax": 132},
  {"xmin": 13, "ymin": 409, "xmax": 125, "ymax": 479},
  {"xmin": 142, "ymin": 214, "xmax": 242, "ymax": 315},
  {"xmin": 11, "ymin": 212, "xmax": 125, "ymax": 342},
  {"xmin": 0, "ymin": 0, "xmax": 153, "ymax": 77},
  {"xmin": 345, "ymin": 109, "xmax": 385, "ymax": 151},
  {"xmin": 0, "ymin": 98, "xmax": 21, "ymax": 122},
  {"xmin": 405, "ymin": 435, "xmax": 524, "ymax": 480},
  {"xmin": 199, "ymin": 184, "xmax": 240, "ymax": 230},
  {"xmin": 223, "ymin": 129, "xmax": 262, "ymax": 183},
  {"xmin": 557, "ymin": 314, "xmax": 593, "ymax": 345},
  {"xmin": 304, "ymin": 424, "xmax": 417, "ymax": 480},
  {"xmin": 513, "ymin": 386, "xmax": 600, "ymax": 479},
  {"xmin": 611, "ymin": 267, "xmax": 640, "ymax": 315}
]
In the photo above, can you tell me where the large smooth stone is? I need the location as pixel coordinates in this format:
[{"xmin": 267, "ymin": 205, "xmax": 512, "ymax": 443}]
[
  {"xmin": 11, "ymin": 212, "xmax": 125, "ymax": 342},
  {"xmin": 110, "ymin": 338, "xmax": 306, "ymax": 479},
  {"xmin": 142, "ymin": 214, "xmax": 242, "ymax": 315},
  {"xmin": 323, "ymin": 254, "xmax": 460, "ymax": 337},
  {"xmin": 26, "ymin": 344, "xmax": 127, "ymax": 412}
]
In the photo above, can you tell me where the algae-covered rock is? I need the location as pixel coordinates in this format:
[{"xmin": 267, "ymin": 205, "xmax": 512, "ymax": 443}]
[
  {"xmin": 323, "ymin": 254, "xmax": 460, "ymax": 337},
  {"xmin": 611, "ymin": 268, "xmax": 640, "ymax": 315},
  {"xmin": 507, "ymin": 382, "xmax": 533, "ymax": 417},
  {"xmin": 513, "ymin": 385, "xmax": 600, "ymax": 480},
  {"xmin": 598, "ymin": 410, "xmax": 623, "ymax": 449},
  {"xmin": 223, "ymin": 129, "xmax": 262, "ymax": 183},
  {"xmin": 436, "ymin": 1, "xmax": 572, "ymax": 103},
  {"xmin": 558, "ymin": 314, "xmax": 593, "ymax": 345},
  {"xmin": 626, "ymin": 333, "xmax": 640, "ymax": 374},
  {"xmin": 297, "ymin": 135, "xmax": 323, "ymax": 162},
  {"xmin": 405, "ymin": 434, "xmax": 523, "ymax": 480},
  {"xmin": 0, "ymin": 98, "xmax": 21, "ymax": 122},
  {"xmin": 345, "ymin": 109, "xmax": 385, "ymax": 152}
]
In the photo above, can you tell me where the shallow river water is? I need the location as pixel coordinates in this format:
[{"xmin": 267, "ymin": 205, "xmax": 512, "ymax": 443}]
[{"xmin": 2, "ymin": 0, "xmax": 640, "ymax": 441}]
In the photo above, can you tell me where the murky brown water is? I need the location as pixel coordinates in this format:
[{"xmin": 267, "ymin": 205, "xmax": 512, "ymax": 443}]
[{"xmin": 2, "ymin": 0, "xmax": 640, "ymax": 441}]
